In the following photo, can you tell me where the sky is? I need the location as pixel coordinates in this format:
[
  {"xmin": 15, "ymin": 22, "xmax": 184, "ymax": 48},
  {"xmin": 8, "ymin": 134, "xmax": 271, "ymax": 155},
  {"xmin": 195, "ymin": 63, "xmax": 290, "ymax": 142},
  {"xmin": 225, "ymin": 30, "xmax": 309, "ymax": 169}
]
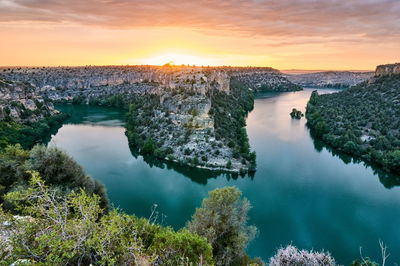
[{"xmin": 0, "ymin": 0, "xmax": 399, "ymax": 70}]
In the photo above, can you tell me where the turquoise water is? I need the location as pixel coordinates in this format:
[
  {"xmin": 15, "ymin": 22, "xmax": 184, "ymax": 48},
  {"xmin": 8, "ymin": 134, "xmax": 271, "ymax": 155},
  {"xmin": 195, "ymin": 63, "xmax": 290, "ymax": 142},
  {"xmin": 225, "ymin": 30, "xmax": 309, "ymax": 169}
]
[{"xmin": 49, "ymin": 89, "xmax": 400, "ymax": 264}]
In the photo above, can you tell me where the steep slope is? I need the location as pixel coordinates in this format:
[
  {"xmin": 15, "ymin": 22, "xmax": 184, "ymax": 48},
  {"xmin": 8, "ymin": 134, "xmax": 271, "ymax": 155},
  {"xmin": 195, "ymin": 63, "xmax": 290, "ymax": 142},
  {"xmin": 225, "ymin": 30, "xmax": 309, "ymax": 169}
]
[
  {"xmin": 306, "ymin": 63, "xmax": 400, "ymax": 174},
  {"xmin": 287, "ymin": 71, "xmax": 373, "ymax": 88},
  {"xmin": 0, "ymin": 77, "xmax": 66, "ymax": 149}
]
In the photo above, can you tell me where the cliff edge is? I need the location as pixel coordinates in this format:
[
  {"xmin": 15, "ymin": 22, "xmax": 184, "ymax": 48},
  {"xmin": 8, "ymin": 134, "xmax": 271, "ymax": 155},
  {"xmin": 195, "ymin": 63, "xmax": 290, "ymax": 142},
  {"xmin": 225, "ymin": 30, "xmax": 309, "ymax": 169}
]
[{"xmin": 375, "ymin": 63, "xmax": 400, "ymax": 76}]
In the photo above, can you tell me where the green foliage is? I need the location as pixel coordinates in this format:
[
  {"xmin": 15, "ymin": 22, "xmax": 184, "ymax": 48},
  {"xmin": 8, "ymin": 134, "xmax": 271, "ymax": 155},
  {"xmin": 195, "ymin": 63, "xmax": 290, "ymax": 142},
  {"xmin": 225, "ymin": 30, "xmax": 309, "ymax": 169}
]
[
  {"xmin": 290, "ymin": 108, "xmax": 304, "ymax": 119},
  {"xmin": 150, "ymin": 228, "xmax": 213, "ymax": 265},
  {"xmin": 0, "ymin": 144, "xmax": 108, "ymax": 209},
  {"xmin": 1, "ymin": 173, "xmax": 213, "ymax": 265},
  {"xmin": 0, "ymin": 113, "xmax": 67, "ymax": 150},
  {"xmin": 384, "ymin": 150, "xmax": 400, "ymax": 172},
  {"xmin": 226, "ymin": 160, "xmax": 232, "ymax": 169},
  {"xmin": 141, "ymin": 138, "xmax": 157, "ymax": 155},
  {"xmin": 210, "ymin": 78, "xmax": 256, "ymax": 171},
  {"xmin": 125, "ymin": 95, "xmax": 163, "ymax": 157},
  {"xmin": 343, "ymin": 141, "xmax": 361, "ymax": 156},
  {"xmin": 306, "ymin": 75, "xmax": 400, "ymax": 174},
  {"xmin": 187, "ymin": 186, "xmax": 257, "ymax": 265}
]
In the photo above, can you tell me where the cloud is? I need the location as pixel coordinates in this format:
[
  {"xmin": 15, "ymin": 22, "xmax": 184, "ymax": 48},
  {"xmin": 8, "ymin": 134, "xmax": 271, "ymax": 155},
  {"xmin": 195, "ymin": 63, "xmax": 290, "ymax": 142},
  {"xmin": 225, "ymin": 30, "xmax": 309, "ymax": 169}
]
[{"xmin": 0, "ymin": 0, "xmax": 399, "ymax": 41}]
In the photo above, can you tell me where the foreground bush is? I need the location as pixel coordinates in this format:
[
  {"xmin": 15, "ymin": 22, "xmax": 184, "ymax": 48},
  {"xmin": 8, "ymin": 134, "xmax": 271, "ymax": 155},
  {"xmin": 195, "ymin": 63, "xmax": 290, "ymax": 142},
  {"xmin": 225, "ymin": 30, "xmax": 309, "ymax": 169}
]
[
  {"xmin": 269, "ymin": 245, "xmax": 336, "ymax": 266},
  {"xmin": 0, "ymin": 172, "xmax": 213, "ymax": 265},
  {"xmin": 0, "ymin": 144, "xmax": 108, "ymax": 209},
  {"xmin": 188, "ymin": 186, "xmax": 258, "ymax": 265}
]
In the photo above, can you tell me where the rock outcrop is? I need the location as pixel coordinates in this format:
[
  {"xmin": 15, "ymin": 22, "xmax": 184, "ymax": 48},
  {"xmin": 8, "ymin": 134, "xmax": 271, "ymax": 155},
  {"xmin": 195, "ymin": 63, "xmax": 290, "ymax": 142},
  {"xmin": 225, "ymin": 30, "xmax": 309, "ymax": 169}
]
[
  {"xmin": 375, "ymin": 63, "xmax": 400, "ymax": 76},
  {"xmin": 0, "ymin": 78, "xmax": 58, "ymax": 123}
]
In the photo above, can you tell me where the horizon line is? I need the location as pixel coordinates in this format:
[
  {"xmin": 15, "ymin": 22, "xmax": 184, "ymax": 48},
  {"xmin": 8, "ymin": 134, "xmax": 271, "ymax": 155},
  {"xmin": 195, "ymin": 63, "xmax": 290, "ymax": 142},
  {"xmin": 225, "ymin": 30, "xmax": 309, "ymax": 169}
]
[{"xmin": 0, "ymin": 65, "xmax": 375, "ymax": 72}]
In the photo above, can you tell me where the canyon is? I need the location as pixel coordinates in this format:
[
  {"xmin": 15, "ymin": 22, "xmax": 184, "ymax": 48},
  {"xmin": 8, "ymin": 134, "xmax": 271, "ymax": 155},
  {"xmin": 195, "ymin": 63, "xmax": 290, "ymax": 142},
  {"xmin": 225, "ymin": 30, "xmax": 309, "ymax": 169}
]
[{"xmin": 0, "ymin": 65, "xmax": 300, "ymax": 173}]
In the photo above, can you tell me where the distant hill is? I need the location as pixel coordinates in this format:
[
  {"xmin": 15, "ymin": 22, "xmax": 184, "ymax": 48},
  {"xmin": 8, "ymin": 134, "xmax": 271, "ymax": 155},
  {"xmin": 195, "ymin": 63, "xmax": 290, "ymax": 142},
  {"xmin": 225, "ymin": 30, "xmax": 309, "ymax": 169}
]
[
  {"xmin": 286, "ymin": 71, "xmax": 373, "ymax": 88},
  {"xmin": 306, "ymin": 63, "xmax": 400, "ymax": 174}
]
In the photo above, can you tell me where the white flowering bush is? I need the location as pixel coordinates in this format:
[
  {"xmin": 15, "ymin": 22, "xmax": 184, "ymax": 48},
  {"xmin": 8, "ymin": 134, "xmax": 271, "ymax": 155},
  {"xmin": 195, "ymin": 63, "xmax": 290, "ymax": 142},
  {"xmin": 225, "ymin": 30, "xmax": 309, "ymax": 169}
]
[{"xmin": 269, "ymin": 245, "xmax": 336, "ymax": 266}]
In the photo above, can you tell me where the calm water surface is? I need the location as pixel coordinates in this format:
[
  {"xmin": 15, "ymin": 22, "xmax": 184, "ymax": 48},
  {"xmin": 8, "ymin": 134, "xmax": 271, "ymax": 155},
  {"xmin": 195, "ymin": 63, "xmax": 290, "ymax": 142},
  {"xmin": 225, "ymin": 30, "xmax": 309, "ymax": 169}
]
[{"xmin": 49, "ymin": 89, "xmax": 400, "ymax": 264}]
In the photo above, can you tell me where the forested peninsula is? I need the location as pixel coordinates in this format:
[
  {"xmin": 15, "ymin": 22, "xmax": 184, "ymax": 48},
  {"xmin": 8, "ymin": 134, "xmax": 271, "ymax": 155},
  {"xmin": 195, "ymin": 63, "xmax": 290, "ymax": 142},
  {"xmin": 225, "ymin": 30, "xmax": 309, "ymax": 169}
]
[{"xmin": 306, "ymin": 63, "xmax": 400, "ymax": 174}]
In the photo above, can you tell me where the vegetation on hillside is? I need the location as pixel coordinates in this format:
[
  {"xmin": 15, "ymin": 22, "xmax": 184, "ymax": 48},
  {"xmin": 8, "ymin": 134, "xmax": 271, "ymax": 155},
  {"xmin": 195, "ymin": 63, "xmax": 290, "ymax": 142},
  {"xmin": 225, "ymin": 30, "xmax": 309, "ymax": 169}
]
[
  {"xmin": 86, "ymin": 79, "xmax": 257, "ymax": 173},
  {"xmin": 0, "ymin": 113, "xmax": 67, "ymax": 150},
  {"xmin": 0, "ymin": 173, "xmax": 213, "ymax": 265},
  {"xmin": 210, "ymin": 77, "xmax": 257, "ymax": 171},
  {"xmin": 0, "ymin": 145, "xmax": 109, "ymax": 210},
  {"xmin": 306, "ymin": 75, "xmax": 400, "ymax": 174}
]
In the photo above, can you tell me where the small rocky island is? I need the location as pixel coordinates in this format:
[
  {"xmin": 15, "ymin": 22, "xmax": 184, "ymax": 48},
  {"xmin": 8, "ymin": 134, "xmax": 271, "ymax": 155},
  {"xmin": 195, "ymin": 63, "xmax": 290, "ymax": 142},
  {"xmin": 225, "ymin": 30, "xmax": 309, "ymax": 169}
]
[
  {"xmin": 290, "ymin": 108, "xmax": 304, "ymax": 119},
  {"xmin": 0, "ymin": 65, "xmax": 301, "ymax": 173}
]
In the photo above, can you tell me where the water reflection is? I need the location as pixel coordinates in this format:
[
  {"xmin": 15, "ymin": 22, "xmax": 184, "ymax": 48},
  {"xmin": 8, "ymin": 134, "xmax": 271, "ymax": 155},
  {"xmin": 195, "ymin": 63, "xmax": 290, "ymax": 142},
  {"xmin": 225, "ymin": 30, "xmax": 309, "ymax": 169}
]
[
  {"xmin": 55, "ymin": 104, "xmax": 126, "ymax": 127},
  {"xmin": 55, "ymin": 104, "xmax": 255, "ymax": 185},
  {"xmin": 133, "ymin": 151, "xmax": 254, "ymax": 185}
]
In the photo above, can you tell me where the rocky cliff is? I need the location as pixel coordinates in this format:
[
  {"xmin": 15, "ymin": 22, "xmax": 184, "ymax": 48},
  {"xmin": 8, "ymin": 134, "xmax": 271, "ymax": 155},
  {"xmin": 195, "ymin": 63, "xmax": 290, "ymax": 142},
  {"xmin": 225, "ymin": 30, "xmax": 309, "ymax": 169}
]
[
  {"xmin": 0, "ymin": 65, "xmax": 300, "ymax": 173},
  {"xmin": 0, "ymin": 78, "xmax": 58, "ymax": 123},
  {"xmin": 228, "ymin": 67, "xmax": 301, "ymax": 91},
  {"xmin": 286, "ymin": 71, "xmax": 373, "ymax": 88},
  {"xmin": 375, "ymin": 63, "xmax": 400, "ymax": 76},
  {"xmin": 0, "ymin": 66, "xmax": 299, "ymax": 96}
]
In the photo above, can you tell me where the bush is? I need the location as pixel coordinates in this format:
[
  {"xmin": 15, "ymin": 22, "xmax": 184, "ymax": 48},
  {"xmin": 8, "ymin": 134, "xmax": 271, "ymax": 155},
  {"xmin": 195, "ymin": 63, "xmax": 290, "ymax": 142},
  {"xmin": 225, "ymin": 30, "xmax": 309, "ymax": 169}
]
[
  {"xmin": 269, "ymin": 245, "xmax": 335, "ymax": 266},
  {"xmin": 0, "ymin": 144, "xmax": 108, "ymax": 209},
  {"xmin": 1, "ymin": 173, "xmax": 213, "ymax": 265}
]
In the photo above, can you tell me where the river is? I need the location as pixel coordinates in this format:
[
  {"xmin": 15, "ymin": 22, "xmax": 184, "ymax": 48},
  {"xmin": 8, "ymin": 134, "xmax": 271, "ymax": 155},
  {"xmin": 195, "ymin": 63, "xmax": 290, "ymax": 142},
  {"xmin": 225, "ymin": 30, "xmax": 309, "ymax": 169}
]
[{"xmin": 49, "ymin": 88, "xmax": 400, "ymax": 264}]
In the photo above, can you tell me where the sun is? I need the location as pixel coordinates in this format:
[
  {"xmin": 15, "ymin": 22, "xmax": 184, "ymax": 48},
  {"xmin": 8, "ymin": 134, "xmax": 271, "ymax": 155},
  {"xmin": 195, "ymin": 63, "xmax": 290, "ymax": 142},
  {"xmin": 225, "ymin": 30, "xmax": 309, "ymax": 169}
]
[{"xmin": 140, "ymin": 52, "xmax": 214, "ymax": 66}]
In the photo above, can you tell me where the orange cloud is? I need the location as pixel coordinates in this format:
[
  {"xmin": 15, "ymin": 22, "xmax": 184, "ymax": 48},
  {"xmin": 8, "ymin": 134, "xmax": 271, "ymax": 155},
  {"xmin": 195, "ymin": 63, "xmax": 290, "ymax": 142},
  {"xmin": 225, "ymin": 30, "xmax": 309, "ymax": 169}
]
[{"xmin": 0, "ymin": 0, "xmax": 399, "ymax": 69}]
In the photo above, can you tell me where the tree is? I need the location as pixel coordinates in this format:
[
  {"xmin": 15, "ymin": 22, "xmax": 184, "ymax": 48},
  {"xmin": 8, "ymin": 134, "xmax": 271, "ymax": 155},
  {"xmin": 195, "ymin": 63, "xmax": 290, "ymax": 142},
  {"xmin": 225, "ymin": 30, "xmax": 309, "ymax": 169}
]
[
  {"xmin": 384, "ymin": 150, "xmax": 400, "ymax": 172},
  {"xmin": 141, "ymin": 138, "xmax": 156, "ymax": 155},
  {"xmin": 343, "ymin": 141, "xmax": 360, "ymax": 156},
  {"xmin": 187, "ymin": 187, "xmax": 257, "ymax": 265}
]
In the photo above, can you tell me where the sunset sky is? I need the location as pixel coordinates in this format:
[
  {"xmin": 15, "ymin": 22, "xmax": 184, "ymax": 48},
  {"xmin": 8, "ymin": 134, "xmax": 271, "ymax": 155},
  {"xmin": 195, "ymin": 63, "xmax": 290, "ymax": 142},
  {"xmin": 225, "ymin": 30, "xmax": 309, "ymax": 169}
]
[{"xmin": 0, "ymin": 0, "xmax": 399, "ymax": 70}]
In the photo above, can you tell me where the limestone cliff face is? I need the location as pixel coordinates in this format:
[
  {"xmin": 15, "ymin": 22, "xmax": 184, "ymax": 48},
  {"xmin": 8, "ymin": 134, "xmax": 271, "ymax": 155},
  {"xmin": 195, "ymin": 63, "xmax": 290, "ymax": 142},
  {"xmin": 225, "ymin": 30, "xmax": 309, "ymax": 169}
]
[
  {"xmin": 1, "ymin": 66, "xmax": 298, "ymax": 96},
  {"xmin": 0, "ymin": 78, "xmax": 57, "ymax": 123},
  {"xmin": 375, "ymin": 63, "xmax": 400, "ymax": 76},
  {"xmin": 286, "ymin": 71, "xmax": 374, "ymax": 88}
]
